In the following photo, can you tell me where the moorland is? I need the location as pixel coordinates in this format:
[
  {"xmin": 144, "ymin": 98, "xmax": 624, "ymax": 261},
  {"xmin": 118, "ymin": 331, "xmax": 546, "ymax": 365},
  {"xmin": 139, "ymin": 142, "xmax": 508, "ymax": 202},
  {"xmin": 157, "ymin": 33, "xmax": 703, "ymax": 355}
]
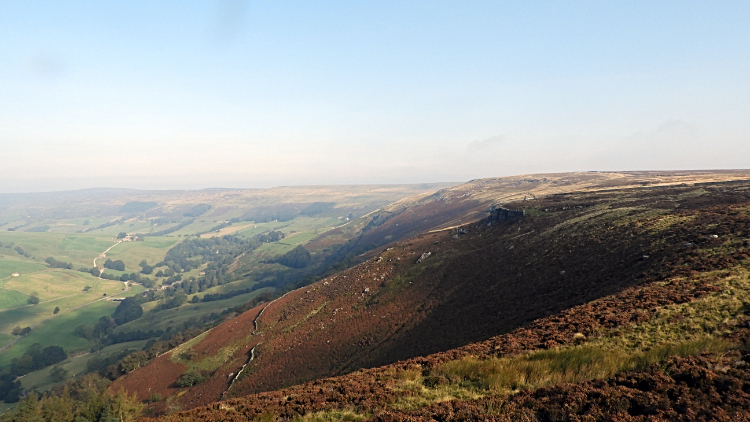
[{"xmin": 2, "ymin": 170, "xmax": 750, "ymax": 422}]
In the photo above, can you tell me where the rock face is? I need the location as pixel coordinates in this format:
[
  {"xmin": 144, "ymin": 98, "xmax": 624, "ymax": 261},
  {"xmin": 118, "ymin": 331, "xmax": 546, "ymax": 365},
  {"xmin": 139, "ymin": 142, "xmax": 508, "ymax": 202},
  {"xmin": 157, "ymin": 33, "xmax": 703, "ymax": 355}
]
[{"xmin": 486, "ymin": 205, "xmax": 524, "ymax": 224}]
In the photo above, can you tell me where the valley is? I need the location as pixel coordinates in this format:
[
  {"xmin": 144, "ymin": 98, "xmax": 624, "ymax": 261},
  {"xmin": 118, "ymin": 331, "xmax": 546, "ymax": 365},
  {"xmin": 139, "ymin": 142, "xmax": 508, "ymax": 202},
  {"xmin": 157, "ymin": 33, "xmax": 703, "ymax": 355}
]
[{"xmin": 2, "ymin": 171, "xmax": 750, "ymax": 421}]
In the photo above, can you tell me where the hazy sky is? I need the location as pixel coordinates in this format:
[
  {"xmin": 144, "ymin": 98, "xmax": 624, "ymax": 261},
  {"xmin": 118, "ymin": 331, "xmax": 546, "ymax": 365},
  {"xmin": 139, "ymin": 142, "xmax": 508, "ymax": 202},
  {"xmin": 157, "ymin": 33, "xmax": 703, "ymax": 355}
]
[{"xmin": 1, "ymin": 1, "xmax": 749, "ymax": 192}]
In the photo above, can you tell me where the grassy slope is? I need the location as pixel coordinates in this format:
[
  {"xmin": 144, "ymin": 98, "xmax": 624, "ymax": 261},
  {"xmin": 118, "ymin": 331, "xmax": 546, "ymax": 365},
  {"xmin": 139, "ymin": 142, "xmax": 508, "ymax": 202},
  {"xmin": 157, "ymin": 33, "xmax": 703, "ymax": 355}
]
[
  {"xmin": 137, "ymin": 180, "xmax": 750, "ymax": 419},
  {"xmin": 18, "ymin": 339, "xmax": 150, "ymax": 393}
]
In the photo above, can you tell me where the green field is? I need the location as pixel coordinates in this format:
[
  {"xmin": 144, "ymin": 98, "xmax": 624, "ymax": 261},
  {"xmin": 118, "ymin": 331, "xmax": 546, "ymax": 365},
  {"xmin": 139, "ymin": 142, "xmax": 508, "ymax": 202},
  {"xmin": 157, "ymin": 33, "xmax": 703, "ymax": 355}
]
[
  {"xmin": 19, "ymin": 339, "xmax": 150, "ymax": 392},
  {"xmin": 0, "ymin": 334, "xmax": 12, "ymax": 347},
  {"xmin": 114, "ymin": 287, "xmax": 272, "ymax": 334},
  {"xmin": 0, "ymin": 183, "xmax": 451, "ymax": 394},
  {"xmin": 0, "ymin": 300, "xmax": 118, "ymax": 367},
  {"xmin": 0, "ymin": 232, "xmax": 112, "ymax": 270},
  {"xmin": 3, "ymin": 269, "xmax": 102, "ymax": 301},
  {"xmin": 0, "ymin": 259, "xmax": 47, "ymax": 279},
  {"xmin": 0, "ymin": 290, "xmax": 29, "ymax": 310},
  {"xmin": 104, "ymin": 237, "xmax": 181, "ymax": 271},
  {"xmin": 56, "ymin": 235, "xmax": 116, "ymax": 254}
]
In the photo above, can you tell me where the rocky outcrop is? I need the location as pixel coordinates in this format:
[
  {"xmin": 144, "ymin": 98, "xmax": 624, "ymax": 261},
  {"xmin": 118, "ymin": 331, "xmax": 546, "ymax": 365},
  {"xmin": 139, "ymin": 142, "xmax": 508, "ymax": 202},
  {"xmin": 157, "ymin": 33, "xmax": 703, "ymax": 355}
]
[{"xmin": 486, "ymin": 205, "xmax": 524, "ymax": 224}]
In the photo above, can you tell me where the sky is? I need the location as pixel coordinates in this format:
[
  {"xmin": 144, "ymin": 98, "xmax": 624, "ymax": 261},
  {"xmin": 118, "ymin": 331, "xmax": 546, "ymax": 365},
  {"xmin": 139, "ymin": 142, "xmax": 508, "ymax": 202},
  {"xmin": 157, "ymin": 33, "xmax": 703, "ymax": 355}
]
[{"xmin": 1, "ymin": 1, "xmax": 749, "ymax": 192}]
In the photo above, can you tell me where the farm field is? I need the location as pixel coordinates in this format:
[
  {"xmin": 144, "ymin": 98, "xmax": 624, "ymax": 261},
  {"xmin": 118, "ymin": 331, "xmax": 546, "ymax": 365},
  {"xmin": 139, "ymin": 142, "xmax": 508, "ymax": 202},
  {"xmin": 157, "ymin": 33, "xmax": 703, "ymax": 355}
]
[
  {"xmin": 19, "ymin": 339, "xmax": 150, "ymax": 393},
  {"xmin": 0, "ymin": 183, "xmax": 457, "ymax": 405},
  {"xmin": 3, "ymin": 270, "xmax": 102, "ymax": 301},
  {"xmin": 0, "ymin": 259, "xmax": 47, "ymax": 280},
  {"xmin": 0, "ymin": 300, "xmax": 119, "ymax": 367},
  {"xmin": 113, "ymin": 287, "xmax": 273, "ymax": 334},
  {"xmin": 0, "ymin": 290, "xmax": 29, "ymax": 310},
  {"xmin": 0, "ymin": 233, "xmax": 185, "ymax": 378}
]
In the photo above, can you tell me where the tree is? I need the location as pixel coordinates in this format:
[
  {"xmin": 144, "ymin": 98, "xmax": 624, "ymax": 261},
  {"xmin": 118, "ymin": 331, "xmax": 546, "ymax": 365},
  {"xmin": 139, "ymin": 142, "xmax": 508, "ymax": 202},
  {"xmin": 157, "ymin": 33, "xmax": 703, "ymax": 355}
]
[
  {"xmin": 175, "ymin": 369, "xmax": 205, "ymax": 387},
  {"xmin": 117, "ymin": 232, "xmax": 127, "ymax": 239},
  {"xmin": 112, "ymin": 298, "xmax": 143, "ymax": 325},
  {"xmin": 278, "ymin": 245, "xmax": 312, "ymax": 268},
  {"xmin": 104, "ymin": 259, "xmax": 125, "ymax": 271},
  {"xmin": 53, "ymin": 306, "xmax": 60, "ymax": 314},
  {"xmin": 27, "ymin": 293, "xmax": 40, "ymax": 305},
  {"xmin": 11, "ymin": 326, "xmax": 23, "ymax": 336},
  {"xmin": 74, "ymin": 325, "xmax": 94, "ymax": 340},
  {"xmin": 119, "ymin": 352, "xmax": 149, "ymax": 373},
  {"xmin": 50, "ymin": 365, "xmax": 69, "ymax": 382}
]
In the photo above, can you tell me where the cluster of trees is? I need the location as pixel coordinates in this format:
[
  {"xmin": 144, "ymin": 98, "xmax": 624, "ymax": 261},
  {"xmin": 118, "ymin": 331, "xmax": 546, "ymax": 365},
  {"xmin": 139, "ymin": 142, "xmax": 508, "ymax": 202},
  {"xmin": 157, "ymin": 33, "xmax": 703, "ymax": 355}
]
[
  {"xmin": 77, "ymin": 266, "xmax": 155, "ymax": 287},
  {"xmin": 300, "ymin": 201, "xmax": 336, "ymax": 216},
  {"xmin": 78, "ymin": 267, "xmax": 100, "ymax": 277},
  {"xmin": 112, "ymin": 298, "xmax": 143, "ymax": 325},
  {"xmin": 165, "ymin": 235, "xmax": 252, "ymax": 262},
  {"xmin": 12, "ymin": 246, "xmax": 31, "ymax": 258},
  {"xmin": 74, "ymin": 298, "xmax": 143, "ymax": 343},
  {"xmin": 79, "ymin": 218, "xmax": 123, "ymax": 233},
  {"xmin": 74, "ymin": 316, "xmax": 117, "ymax": 341},
  {"xmin": 45, "ymin": 257, "xmax": 73, "ymax": 269},
  {"xmin": 26, "ymin": 294, "xmax": 39, "ymax": 305},
  {"xmin": 9, "ymin": 344, "xmax": 67, "ymax": 377},
  {"xmin": 0, "ymin": 374, "xmax": 20, "ymax": 403},
  {"xmin": 242, "ymin": 204, "xmax": 301, "ymax": 223},
  {"xmin": 138, "ymin": 259, "xmax": 153, "ymax": 274},
  {"xmin": 176, "ymin": 369, "xmax": 205, "ymax": 387},
  {"xmin": 0, "ymin": 374, "xmax": 143, "ymax": 421},
  {"xmin": 155, "ymin": 267, "xmax": 178, "ymax": 278},
  {"xmin": 137, "ymin": 218, "xmax": 194, "ymax": 237},
  {"xmin": 26, "ymin": 225, "xmax": 50, "ymax": 232},
  {"xmin": 100, "ymin": 329, "xmax": 165, "ymax": 346},
  {"xmin": 11, "ymin": 326, "xmax": 31, "ymax": 336},
  {"xmin": 119, "ymin": 201, "xmax": 157, "ymax": 214},
  {"xmin": 196, "ymin": 286, "xmax": 258, "ymax": 303},
  {"xmin": 257, "ymin": 230, "xmax": 285, "ymax": 243},
  {"xmin": 278, "ymin": 245, "xmax": 312, "ymax": 268},
  {"xmin": 103, "ymin": 259, "xmax": 125, "ymax": 271},
  {"xmin": 184, "ymin": 203, "xmax": 212, "ymax": 217},
  {"xmin": 151, "ymin": 290, "xmax": 188, "ymax": 311}
]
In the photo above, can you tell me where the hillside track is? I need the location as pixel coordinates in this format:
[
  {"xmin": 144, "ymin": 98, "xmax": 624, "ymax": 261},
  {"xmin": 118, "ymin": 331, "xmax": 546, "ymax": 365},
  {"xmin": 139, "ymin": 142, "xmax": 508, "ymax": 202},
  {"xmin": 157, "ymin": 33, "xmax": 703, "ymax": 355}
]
[{"xmin": 134, "ymin": 180, "xmax": 750, "ymax": 418}]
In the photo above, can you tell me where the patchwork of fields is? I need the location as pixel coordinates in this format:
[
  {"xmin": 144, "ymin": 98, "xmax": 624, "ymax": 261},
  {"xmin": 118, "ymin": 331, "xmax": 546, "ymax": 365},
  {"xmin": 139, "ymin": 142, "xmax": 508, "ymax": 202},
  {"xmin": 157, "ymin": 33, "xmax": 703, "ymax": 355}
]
[{"xmin": 0, "ymin": 211, "xmax": 367, "ymax": 397}]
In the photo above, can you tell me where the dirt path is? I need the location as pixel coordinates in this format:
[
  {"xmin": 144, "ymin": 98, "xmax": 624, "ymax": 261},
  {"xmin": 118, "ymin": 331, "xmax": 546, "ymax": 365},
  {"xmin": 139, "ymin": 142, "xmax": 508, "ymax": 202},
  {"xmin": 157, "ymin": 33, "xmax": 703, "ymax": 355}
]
[{"xmin": 94, "ymin": 240, "xmax": 121, "ymax": 279}]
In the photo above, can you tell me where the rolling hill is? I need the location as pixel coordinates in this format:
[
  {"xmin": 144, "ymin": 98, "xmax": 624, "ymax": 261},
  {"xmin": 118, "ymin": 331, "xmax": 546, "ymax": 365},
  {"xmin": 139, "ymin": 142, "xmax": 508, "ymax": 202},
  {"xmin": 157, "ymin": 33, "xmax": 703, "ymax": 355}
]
[{"xmin": 99, "ymin": 172, "xmax": 750, "ymax": 420}]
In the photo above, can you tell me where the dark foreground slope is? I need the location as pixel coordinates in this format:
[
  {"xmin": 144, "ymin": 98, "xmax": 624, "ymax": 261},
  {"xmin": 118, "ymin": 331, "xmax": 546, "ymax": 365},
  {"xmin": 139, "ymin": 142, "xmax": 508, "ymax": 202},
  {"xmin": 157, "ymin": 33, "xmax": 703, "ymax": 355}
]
[
  {"xmin": 114, "ymin": 179, "xmax": 750, "ymax": 418},
  {"xmin": 148, "ymin": 179, "xmax": 750, "ymax": 421}
]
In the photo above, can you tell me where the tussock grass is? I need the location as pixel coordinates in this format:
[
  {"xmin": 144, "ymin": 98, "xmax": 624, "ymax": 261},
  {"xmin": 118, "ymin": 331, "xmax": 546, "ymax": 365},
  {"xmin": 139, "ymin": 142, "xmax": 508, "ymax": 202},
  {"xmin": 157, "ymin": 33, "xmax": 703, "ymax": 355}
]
[
  {"xmin": 435, "ymin": 337, "xmax": 734, "ymax": 394},
  {"xmin": 393, "ymin": 266, "xmax": 750, "ymax": 411},
  {"xmin": 290, "ymin": 409, "xmax": 370, "ymax": 422},
  {"xmin": 391, "ymin": 377, "xmax": 484, "ymax": 411},
  {"xmin": 593, "ymin": 270, "xmax": 750, "ymax": 352}
]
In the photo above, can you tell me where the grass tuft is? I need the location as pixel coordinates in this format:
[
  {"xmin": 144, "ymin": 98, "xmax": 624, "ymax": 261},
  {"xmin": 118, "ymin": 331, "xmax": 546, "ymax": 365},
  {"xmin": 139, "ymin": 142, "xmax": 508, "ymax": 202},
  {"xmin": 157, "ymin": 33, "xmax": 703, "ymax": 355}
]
[{"xmin": 433, "ymin": 337, "xmax": 735, "ymax": 394}]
